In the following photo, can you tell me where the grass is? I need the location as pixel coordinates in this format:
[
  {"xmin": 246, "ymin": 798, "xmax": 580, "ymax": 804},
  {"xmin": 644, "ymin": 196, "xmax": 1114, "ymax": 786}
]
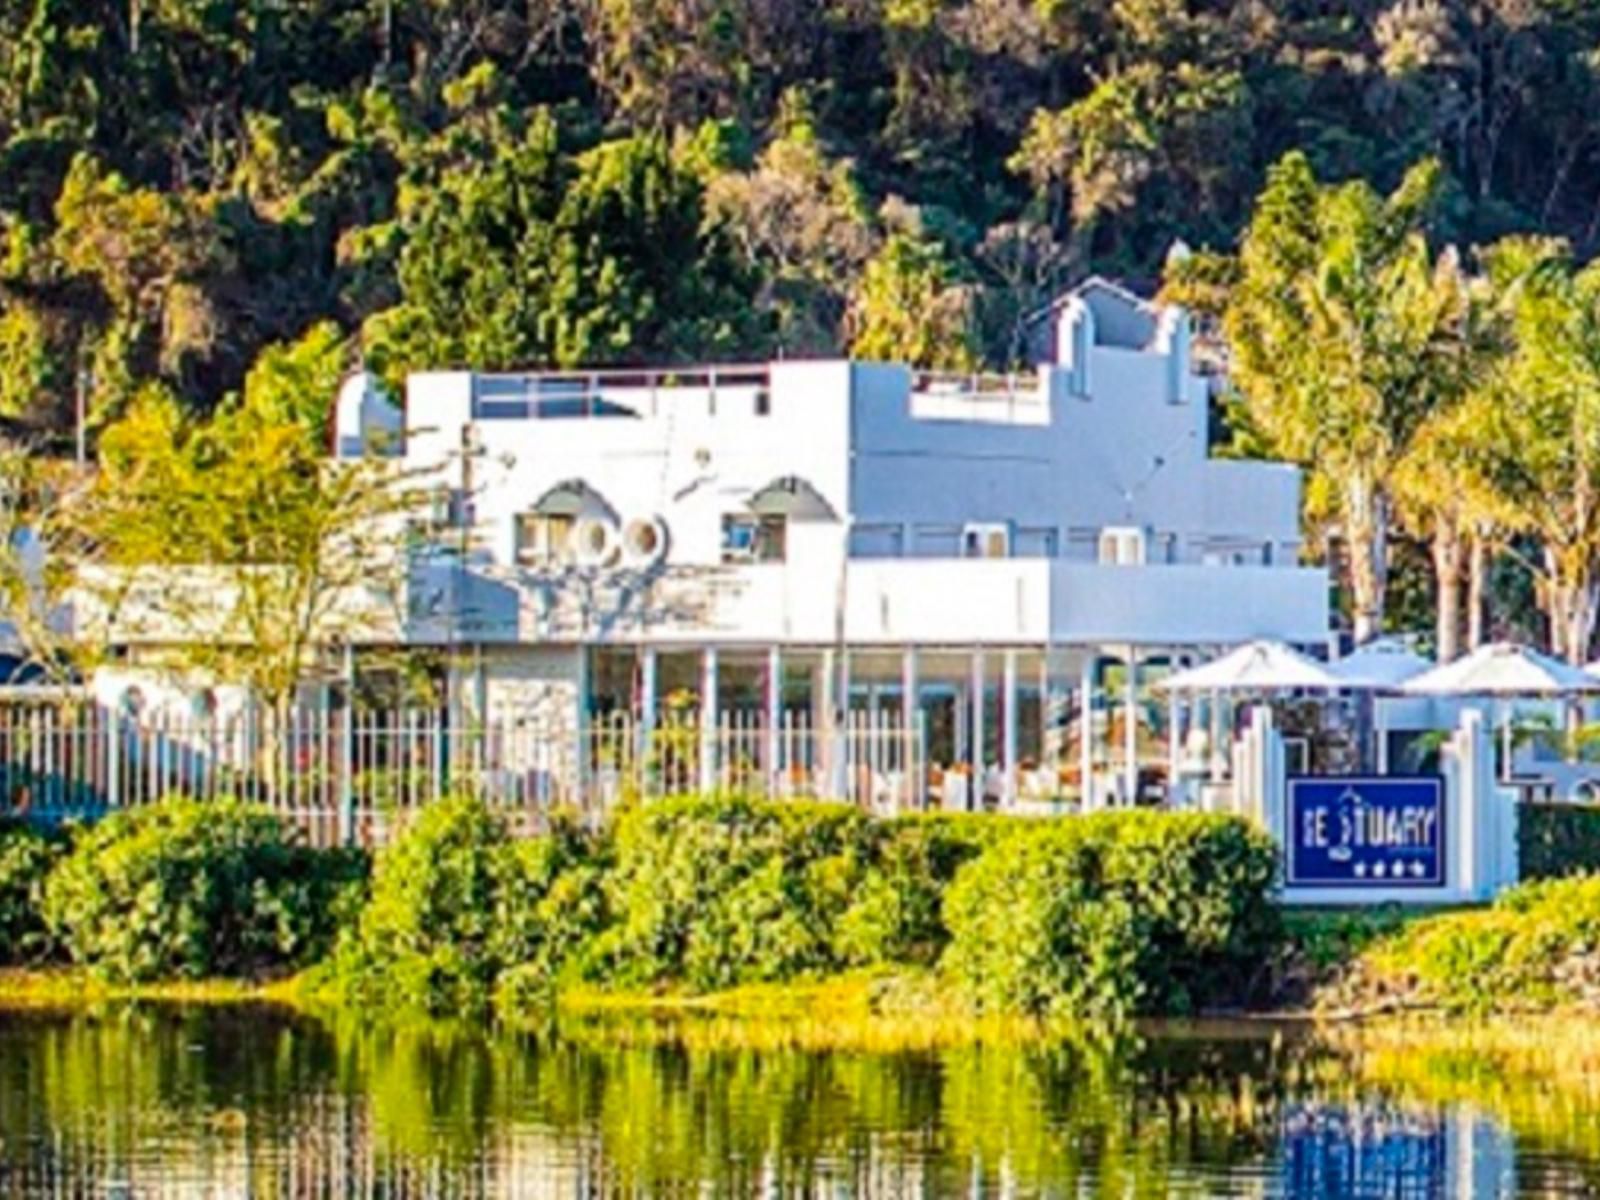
[{"xmin": 0, "ymin": 967, "xmax": 304, "ymax": 1009}]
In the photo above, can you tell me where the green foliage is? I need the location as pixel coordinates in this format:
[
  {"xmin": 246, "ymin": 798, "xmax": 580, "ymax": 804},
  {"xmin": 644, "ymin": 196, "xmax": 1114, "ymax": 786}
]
[
  {"xmin": 0, "ymin": 819, "xmax": 61, "ymax": 963},
  {"xmin": 944, "ymin": 812, "xmax": 1281, "ymax": 1020},
  {"xmin": 327, "ymin": 797, "xmax": 606, "ymax": 1015},
  {"xmin": 39, "ymin": 800, "xmax": 365, "ymax": 982},
  {"xmin": 847, "ymin": 232, "xmax": 977, "ymax": 370},
  {"xmin": 589, "ymin": 795, "xmax": 873, "ymax": 991},
  {"xmin": 835, "ymin": 813, "xmax": 1003, "ymax": 967},
  {"xmin": 1519, "ymin": 804, "xmax": 1600, "ymax": 881},
  {"xmin": 1362, "ymin": 876, "xmax": 1600, "ymax": 1013}
]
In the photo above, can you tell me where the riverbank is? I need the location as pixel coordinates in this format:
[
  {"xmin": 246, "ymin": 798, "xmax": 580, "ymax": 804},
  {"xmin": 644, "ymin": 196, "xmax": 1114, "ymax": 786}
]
[{"xmin": 6, "ymin": 797, "xmax": 1600, "ymax": 1028}]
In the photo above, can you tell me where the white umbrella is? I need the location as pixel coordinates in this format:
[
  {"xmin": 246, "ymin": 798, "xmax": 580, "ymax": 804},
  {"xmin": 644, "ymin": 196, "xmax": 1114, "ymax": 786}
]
[
  {"xmin": 1402, "ymin": 642, "xmax": 1598, "ymax": 781},
  {"xmin": 1156, "ymin": 641, "xmax": 1338, "ymax": 791},
  {"xmin": 1156, "ymin": 640, "xmax": 1341, "ymax": 693},
  {"xmin": 1328, "ymin": 637, "xmax": 1432, "ymax": 689},
  {"xmin": 1330, "ymin": 639, "xmax": 1432, "ymax": 773},
  {"xmin": 1400, "ymin": 642, "xmax": 1598, "ymax": 696}
]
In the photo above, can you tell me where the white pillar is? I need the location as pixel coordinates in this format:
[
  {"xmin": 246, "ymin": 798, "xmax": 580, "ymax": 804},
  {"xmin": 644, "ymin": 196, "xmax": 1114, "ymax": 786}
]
[
  {"xmin": 1002, "ymin": 648, "xmax": 1019, "ymax": 807},
  {"xmin": 901, "ymin": 646, "xmax": 920, "ymax": 810},
  {"xmin": 699, "ymin": 647, "xmax": 719, "ymax": 794},
  {"xmin": 969, "ymin": 648, "xmax": 986, "ymax": 808},
  {"xmin": 1080, "ymin": 653, "xmax": 1095, "ymax": 811},
  {"xmin": 638, "ymin": 647, "xmax": 658, "ymax": 769},
  {"xmin": 1123, "ymin": 645, "xmax": 1139, "ymax": 806},
  {"xmin": 575, "ymin": 647, "xmax": 591, "ymax": 806},
  {"xmin": 765, "ymin": 645, "xmax": 782, "ymax": 797},
  {"xmin": 1167, "ymin": 687, "xmax": 1181, "ymax": 808}
]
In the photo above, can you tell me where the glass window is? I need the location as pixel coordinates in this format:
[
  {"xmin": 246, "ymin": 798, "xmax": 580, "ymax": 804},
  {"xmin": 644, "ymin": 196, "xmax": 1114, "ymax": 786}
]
[
  {"xmin": 962, "ymin": 523, "xmax": 1010, "ymax": 559},
  {"xmin": 722, "ymin": 514, "xmax": 787, "ymax": 563},
  {"xmin": 515, "ymin": 513, "xmax": 574, "ymax": 564}
]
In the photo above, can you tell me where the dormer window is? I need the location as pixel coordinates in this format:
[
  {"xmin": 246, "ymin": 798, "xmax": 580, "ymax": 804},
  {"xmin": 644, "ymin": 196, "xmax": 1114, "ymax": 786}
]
[
  {"xmin": 1098, "ymin": 526, "xmax": 1147, "ymax": 566},
  {"xmin": 722, "ymin": 514, "xmax": 786, "ymax": 563},
  {"xmin": 516, "ymin": 513, "xmax": 574, "ymax": 565},
  {"xmin": 962, "ymin": 523, "xmax": 1010, "ymax": 559}
]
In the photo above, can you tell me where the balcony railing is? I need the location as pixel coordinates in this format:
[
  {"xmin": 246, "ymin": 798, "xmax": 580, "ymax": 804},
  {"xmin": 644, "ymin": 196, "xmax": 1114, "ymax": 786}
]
[{"xmin": 472, "ymin": 365, "xmax": 771, "ymax": 420}]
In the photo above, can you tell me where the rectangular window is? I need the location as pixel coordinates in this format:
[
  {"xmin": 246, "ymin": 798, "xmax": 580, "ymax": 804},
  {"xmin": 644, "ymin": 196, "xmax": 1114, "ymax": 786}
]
[
  {"xmin": 1097, "ymin": 527, "xmax": 1147, "ymax": 566},
  {"xmin": 722, "ymin": 514, "xmax": 787, "ymax": 563},
  {"xmin": 912, "ymin": 525, "xmax": 962, "ymax": 557},
  {"xmin": 962, "ymin": 523, "xmax": 1010, "ymax": 559},
  {"xmin": 515, "ymin": 513, "xmax": 574, "ymax": 565}
]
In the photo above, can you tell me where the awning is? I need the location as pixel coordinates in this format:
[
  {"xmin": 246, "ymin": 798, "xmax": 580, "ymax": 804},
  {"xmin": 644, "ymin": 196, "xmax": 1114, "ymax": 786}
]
[
  {"xmin": 747, "ymin": 476, "xmax": 837, "ymax": 520},
  {"xmin": 532, "ymin": 479, "xmax": 616, "ymax": 520},
  {"xmin": 1327, "ymin": 638, "xmax": 1432, "ymax": 689}
]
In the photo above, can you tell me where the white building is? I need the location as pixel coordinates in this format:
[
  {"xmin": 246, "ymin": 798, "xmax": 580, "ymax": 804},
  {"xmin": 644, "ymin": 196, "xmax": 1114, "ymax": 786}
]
[{"xmin": 332, "ymin": 278, "xmax": 1330, "ymax": 809}]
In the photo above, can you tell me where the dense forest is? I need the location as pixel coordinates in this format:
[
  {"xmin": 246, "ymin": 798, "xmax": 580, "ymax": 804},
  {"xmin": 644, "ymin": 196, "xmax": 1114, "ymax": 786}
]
[
  {"xmin": 7, "ymin": 1, "xmax": 1600, "ymax": 656},
  {"xmin": 3, "ymin": 0, "xmax": 1600, "ymax": 435}
]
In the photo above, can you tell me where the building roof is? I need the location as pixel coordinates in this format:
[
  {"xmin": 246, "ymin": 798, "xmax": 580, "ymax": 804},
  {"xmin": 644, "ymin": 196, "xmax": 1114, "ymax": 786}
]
[{"xmin": 1021, "ymin": 276, "xmax": 1164, "ymax": 351}]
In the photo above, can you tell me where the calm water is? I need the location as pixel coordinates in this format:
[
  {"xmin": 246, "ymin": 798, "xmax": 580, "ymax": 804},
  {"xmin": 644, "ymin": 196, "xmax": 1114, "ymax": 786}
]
[{"xmin": 0, "ymin": 1005, "xmax": 1596, "ymax": 1197}]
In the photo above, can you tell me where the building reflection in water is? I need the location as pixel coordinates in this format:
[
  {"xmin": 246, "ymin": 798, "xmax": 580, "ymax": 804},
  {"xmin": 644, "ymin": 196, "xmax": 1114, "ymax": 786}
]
[{"xmin": 0, "ymin": 1008, "xmax": 1571, "ymax": 1199}]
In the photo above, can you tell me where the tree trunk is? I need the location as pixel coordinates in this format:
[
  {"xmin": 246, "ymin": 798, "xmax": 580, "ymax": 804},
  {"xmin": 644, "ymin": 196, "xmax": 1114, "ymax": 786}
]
[
  {"xmin": 1466, "ymin": 529, "xmax": 1488, "ymax": 650},
  {"xmin": 1543, "ymin": 546, "xmax": 1600, "ymax": 664},
  {"xmin": 1344, "ymin": 478, "xmax": 1390, "ymax": 645},
  {"xmin": 1432, "ymin": 521, "xmax": 1464, "ymax": 663}
]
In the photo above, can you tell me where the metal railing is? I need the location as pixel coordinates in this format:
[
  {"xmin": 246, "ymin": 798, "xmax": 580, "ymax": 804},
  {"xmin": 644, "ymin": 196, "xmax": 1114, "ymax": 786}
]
[{"xmin": 0, "ymin": 701, "xmax": 925, "ymax": 846}]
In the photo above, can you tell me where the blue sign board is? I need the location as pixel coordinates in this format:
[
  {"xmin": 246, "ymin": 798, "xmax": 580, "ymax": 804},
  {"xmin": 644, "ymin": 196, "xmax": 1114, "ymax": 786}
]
[{"xmin": 1287, "ymin": 776, "xmax": 1445, "ymax": 888}]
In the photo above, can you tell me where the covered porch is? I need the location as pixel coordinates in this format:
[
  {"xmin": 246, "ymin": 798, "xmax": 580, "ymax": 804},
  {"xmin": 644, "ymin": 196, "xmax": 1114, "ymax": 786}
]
[{"xmin": 580, "ymin": 642, "xmax": 1265, "ymax": 812}]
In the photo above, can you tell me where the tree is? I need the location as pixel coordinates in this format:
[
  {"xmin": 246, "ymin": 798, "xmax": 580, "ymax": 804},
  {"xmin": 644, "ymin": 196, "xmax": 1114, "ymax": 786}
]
[
  {"xmin": 707, "ymin": 92, "xmax": 876, "ymax": 355},
  {"xmin": 364, "ymin": 120, "xmax": 768, "ymax": 387},
  {"xmin": 1183, "ymin": 152, "xmax": 1458, "ymax": 644},
  {"xmin": 83, "ymin": 347, "xmax": 420, "ymax": 719},
  {"xmin": 1466, "ymin": 237, "xmax": 1600, "ymax": 663},
  {"xmin": 846, "ymin": 231, "xmax": 977, "ymax": 370}
]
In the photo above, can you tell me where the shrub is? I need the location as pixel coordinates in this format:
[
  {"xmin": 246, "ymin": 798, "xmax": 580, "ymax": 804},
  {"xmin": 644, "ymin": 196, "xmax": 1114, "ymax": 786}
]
[
  {"xmin": 1361, "ymin": 874, "xmax": 1600, "ymax": 1012},
  {"xmin": 588, "ymin": 795, "xmax": 873, "ymax": 991},
  {"xmin": 834, "ymin": 813, "xmax": 1004, "ymax": 966},
  {"xmin": 40, "ymin": 799, "xmax": 364, "ymax": 982},
  {"xmin": 943, "ymin": 812, "xmax": 1281, "ymax": 1020},
  {"xmin": 1519, "ymin": 803, "xmax": 1600, "ymax": 880},
  {"xmin": 328, "ymin": 796, "xmax": 605, "ymax": 1014},
  {"xmin": 0, "ymin": 819, "xmax": 61, "ymax": 964}
]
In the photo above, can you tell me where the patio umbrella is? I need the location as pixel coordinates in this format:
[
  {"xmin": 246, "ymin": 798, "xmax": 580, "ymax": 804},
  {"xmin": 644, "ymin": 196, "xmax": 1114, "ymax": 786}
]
[
  {"xmin": 1155, "ymin": 640, "xmax": 1341, "ymax": 693},
  {"xmin": 1155, "ymin": 641, "xmax": 1339, "ymax": 791},
  {"xmin": 1328, "ymin": 639, "xmax": 1433, "ymax": 772},
  {"xmin": 1402, "ymin": 642, "xmax": 1600, "ymax": 779},
  {"xmin": 1327, "ymin": 638, "xmax": 1432, "ymax": 689},
  {"xmin": 1400, "ymin": 642, "xmax": 1597, "ymax": 696}
]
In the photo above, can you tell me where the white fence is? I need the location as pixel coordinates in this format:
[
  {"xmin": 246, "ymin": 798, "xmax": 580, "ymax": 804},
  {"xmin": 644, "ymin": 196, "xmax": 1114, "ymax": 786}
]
[{"xmin": 0, "ymin": 702, "xmax": 925, "ymax": 846}]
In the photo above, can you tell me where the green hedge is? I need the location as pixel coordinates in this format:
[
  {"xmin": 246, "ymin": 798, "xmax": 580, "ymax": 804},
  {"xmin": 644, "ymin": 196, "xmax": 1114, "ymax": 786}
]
[
  {"xmin": 0, "ymin": 820, "xmax": 60, "ymax": 964},
  {"xmin": 41, "ymin": 800, "xmax": 366, "ymax": 982},
  {"xmin": 1359, "ymin": 874, "xmax": 1600, "ymax": 1012},
  {"xmin": 1519, "ymin": 803, "xmax": 1600, "ymax": 880},
  {"xmin": 944, "ymin": 811, "xmax": 1281, "ymax": 1020},
  {"xmin": 325, "ymin": 797, "xmax": 606, "ymax": 1014},
  {"xmin": 587, "ymin": 795, "xmax": 873, "ymax": 991}
]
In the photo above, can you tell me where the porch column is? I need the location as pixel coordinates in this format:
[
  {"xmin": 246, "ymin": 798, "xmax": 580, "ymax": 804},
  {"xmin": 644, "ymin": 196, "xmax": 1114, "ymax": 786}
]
[
  {"xmin": 1037, "ymin": 648, "xmax": 1052, "ymax": 767},
  {"xmin": 1123, "ymin": 644, "xmax": 1139, "ymax": 806},
  {"xmin": 969, "ymin": 648, "xmax": 986, "ymax": 809},
  {"xmin": 699, "ymin": 647, "xmax": 719, "ymax": 794},
  {"xmin": 575, "ymin": 647, "xmax": 591, "ymax": 806},
  {"xmin": 901, "ymin": 646, "xmax": 920, "ymax": 811},
  {"xmin": 1080, "ymin": 653, "xmax": 1096, "ymax": 811},
  {"xmin": 834, "ymin": 648, "xmax": 852, "ymax": 799},
  {"xmin": 1167, "ymin": 678, "xmax": 1182, "ymax": 807},
  {"xmin": 1002, "ymin": 648, "xmax": 1019, "ymax": 807},
  {"xmin": 765, "ymin": 646, "xmax": 782, "ymax": 797},
  {"xmin": 637, "ymin": 647, "xmax": 658, "ymax": 772},
  {"xmin": 818, "ymin": 649, "xmax": 837, "ymax": 797}
]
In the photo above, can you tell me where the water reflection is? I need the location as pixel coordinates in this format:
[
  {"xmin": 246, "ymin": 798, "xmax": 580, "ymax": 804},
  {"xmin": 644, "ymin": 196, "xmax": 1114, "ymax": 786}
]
[{"xmin": 0, "ymin": 1005, "xmax": 1588, "ymax": 1197}]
